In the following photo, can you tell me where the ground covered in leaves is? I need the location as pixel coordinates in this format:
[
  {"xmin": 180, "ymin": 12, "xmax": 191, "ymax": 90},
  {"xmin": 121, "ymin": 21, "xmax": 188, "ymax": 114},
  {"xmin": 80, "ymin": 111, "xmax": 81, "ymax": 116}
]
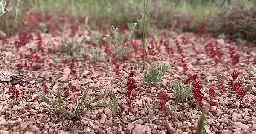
[{"xmin": 0, "ymin": 27, "xmax": 256, "ymax": 134}]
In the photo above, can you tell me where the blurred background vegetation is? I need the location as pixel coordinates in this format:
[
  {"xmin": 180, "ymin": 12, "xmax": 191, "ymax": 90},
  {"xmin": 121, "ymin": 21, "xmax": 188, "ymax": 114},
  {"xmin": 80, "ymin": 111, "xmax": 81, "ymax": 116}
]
[{"xmin": 1, "ymin": 0, "xmax": 256, "ymax": 43}]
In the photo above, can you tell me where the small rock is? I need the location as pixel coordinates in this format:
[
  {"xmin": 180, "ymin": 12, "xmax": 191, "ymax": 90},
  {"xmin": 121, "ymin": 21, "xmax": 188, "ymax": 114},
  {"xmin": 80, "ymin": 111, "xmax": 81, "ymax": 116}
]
[
  {"xmin": 29, "ymin": 124, "xmax": 40, "ymax": 132},
  {"xmin": 233, "ymin": 122, "xmax": 249, "ymax": 130},
  {"xmin": 132, "ymin": 124, "xmax": 145, "ymax": 134},
  {"xmin": 104, "ymin": 108, "xmax": 112, "ymax": 117},
  {"xmin": 232, "ymin": 113, "xmax": 241, "ymax": 121},
  {"xmin": 0, "ymin": 116, "xmax": 7, "ymax": 125},
  {"xmin": 58, "ymin": 130, "xmax": 70, "ymax": 134},
  {"xmin": 100, "ymin": 114, "xmax": 107, "ymax": 124},
  {"xmin": 204, "ymin": 125, "xmax": 211, "ymax": 133},
  {"xmin": 0, "ymin": 130, "xmax": 9, "ymax": 134},
  {"xmin": 31, "ymin": 94, "xmax": 38, "ymax": 101},
  {"xmin": 105, "ymin": 120, "xmax": 113, "ymax": 127},
  {"xmin": 128, "ymin": 123, "xmax": 135, "ymax": 132},
  {"xmin": 24, "ymin": 131, "xmax": 33, "ymax": 134},
  {"xmin": 144, "ymin": 124, "xmax": 151, "ymax": 133},
  {"xmin": 159, "ymin": 130, "xmax": 166, "ymax": 134},
  {"xmin": 233, "ymin": 130, "xmax": 241, "ymax": 134},
  {"xmin": 20, "ymin": 122, "xmax": 28, "ymax": 130}
]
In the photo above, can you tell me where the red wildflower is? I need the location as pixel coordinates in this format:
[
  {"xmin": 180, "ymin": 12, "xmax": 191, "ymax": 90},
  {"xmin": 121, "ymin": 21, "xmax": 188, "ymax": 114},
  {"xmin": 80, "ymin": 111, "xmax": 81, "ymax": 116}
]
[
  {"xmin": 158, "ymin": 91, "xmax": 168, "ymax": 120},
  {"xmin": 126, "ymin": 71, "xmax": 137, "ymax": 107},
  {"xmin": 42, "ymin": 82, "xmax": 48, "ymax": 94},
  {"xmin": 8, "ymin": 86, "xmax": 19, "ymax": 99}
]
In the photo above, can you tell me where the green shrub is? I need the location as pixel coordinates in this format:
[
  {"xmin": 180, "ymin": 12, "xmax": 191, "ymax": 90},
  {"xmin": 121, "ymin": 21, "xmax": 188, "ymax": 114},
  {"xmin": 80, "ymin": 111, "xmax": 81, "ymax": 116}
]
[
  {"xmin": 172, "ymin": 82, "xmax": 192, "ymax": 103},
  {"xmin": 144, "ymin": 64, "xmax": 168, "ymax": 86}
]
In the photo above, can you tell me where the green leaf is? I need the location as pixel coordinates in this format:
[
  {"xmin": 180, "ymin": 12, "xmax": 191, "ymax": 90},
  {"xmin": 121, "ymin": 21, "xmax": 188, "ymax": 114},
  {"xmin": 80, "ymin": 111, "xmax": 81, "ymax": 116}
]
[
  {"xmin": 53, "ymin": 59, "xmax": 59, "ymax": 65},
  {"xmin": 242, "ymin": 84, "xmax": 251, "ymax": 91},
  {"xmin": 75, "ymin": 90, "xmax": 88, "ymax": 117},
  {"xmin": 196, "ymin": 112, "xmax": 205, "ymax": 134},
  {"xmin": 57, "ymin": 88, "xmax": 63, "ymax": 106},
  {"xmin": 40, "ymin": 94, "xmax": 51, "ymax": 105},
  {"xmin": 166, "ymin": 104, "xmax": 176, "ymax": 115},
  {"xmin": 90, "ymin": 93, "xmax": 105, "ymax": 104},
  {"xmin": 173, "ymin": 82, "xmax": 191, "ymax": 103},
  {"xmin": 160, "ymin": 64, "xmax": 168, "ymax": 72},
  {"xmin": 147, "ymin": 106, "xmax": 155, "ymax": 120},
  {"xmin": 91, "ymin": 102, "xmax": 108, "ymax": 109},
  {"xmin": 109, "ymin": 94, "xmax": 118, "ymax": 116},
  {"xmin": 80, "ymin": 90, "xmax": 88, "ymax": 106}
]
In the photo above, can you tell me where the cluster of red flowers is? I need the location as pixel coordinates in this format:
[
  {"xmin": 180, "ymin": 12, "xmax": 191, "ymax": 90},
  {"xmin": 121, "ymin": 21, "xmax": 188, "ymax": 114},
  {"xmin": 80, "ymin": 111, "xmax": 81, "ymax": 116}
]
[
  {"xmin": 42, "ymin": 82, "xmax": 48, "ymax": 94},
  {"xmin": 14, "ymin": 32, "xmax": 31, "ymax": 51},
  {"xmin": 208, "ymin": 87, "xmax": 216, "ymax": 112},
  {"xmin": 148, "ymin": 40, "xmax": 157, "ymax": 57},
  {"xmin": 69, "ymin": 57, "xmax": 78, "ymax": 80},
  {"xmin": 103, "ymin": 39, "xmax": 112, "ymax": 55},
  {"xmin": 204, "ymin": 41, "xmax": 223, "ymax": 64},
  {"xmin": 8, "ymin": 86, "xmax": 19, "ymax": 99},
  {"xmin": 131, "ymin": 41, "xmax": 139, "ymax": 55},
  {"xmin": 111, "ymin": 54, "xmax": 120, "ymax": 76},
  {"xmin": 70, "ymin": 23, "xmax": 79, "ymax": 37},
  {"xmin": 230, "ymin": 71, "xmax": 246, "ymax": 101},
  {"xmin": 197, "ymin": 23, "xmax": 205, "ymax": 35},
  {"xmin": 186, "ymin": 74, "xmax": 204, "ymax": 110},
  {"xmin": 126, "ymin": 71, "xmax": 137, "ymax": 107},
  {"xmin": 162, "ymin": 40, "xmax": 174, "ymax": 56},
  {"xmin": 158, "ymin": 91, "xmax": 168, "ymax": 120},
  {"xmin": 218, "ymin": 80, "xmax": 225, "ymax": 95},
  {"xmin": 175, "ymin": 40, "xmax": 188, "ymax": 73},
  {"xmin": 228, "ymin": 47, "xmax": 240, "ymax": 66},
  {"xmin": 36, "ymin": 33, "xmax": 44, "ymax": 55}
]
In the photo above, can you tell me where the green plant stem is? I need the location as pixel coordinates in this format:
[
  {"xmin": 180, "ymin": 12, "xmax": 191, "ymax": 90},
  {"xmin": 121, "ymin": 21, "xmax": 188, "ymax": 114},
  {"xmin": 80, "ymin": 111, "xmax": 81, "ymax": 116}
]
[
  {"xmin": 142, "ymin": 0, "xmax": 148, "ymax": 70},
  {"xmin": 196, "ymin": 111, "xmax": 205, "ymax": 134}
]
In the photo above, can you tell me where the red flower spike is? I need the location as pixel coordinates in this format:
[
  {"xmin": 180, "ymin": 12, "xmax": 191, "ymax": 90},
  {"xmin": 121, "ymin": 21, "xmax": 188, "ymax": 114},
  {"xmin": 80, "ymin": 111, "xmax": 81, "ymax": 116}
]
[
  {"xmin": 8, "ymin": 86, "xmax": 19, "ymax": 99},
  {"xmin": 231, "ymin": 71, "xmax": 239, "ymax": 80},
  {"xmin": 126, "ymin": 71, "xmax": 137, "ymax": 107},
  {"xmin": 191, "ymin": 79, "xmax": 204, "ymax": 110},
  {"xmin": 42, "ymin": 82, "xmax": 48, "ymax": 94},
  {"xmin": 158, "ymin": 91, "xmax": 168, "ymax": 120},
  {"xmin": 218, "ymin": 80, "xmax": 225, "ymax": 94},
  {"xmin": 158, "ymin": 91, "xmax": 168, "ymax": 101},
  {"xmin": 209, "ymin": 87, "xmax": 216, "ymax": 99}
]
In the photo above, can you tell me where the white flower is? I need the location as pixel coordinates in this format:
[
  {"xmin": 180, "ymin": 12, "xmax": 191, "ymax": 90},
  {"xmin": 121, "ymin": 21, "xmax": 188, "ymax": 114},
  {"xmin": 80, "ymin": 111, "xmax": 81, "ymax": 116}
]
[{"xmin": 0, "ymin": 0, "xmax": 12, "ymax": 19}]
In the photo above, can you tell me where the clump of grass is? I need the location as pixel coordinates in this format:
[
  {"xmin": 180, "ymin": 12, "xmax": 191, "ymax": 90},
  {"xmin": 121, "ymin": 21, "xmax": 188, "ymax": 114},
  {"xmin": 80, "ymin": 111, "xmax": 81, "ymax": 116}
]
[
  {"xmin": 108, "ymin": 93, "xmax": 118, "ymax": 116},
  {"xmin": 40, "ymin": 88, "xmax": 108, "ymax": 120},
  {"xmin": 144, "ymin": 64, "xmax": 168, "ymax": 86},
  {"xmin": 88, "ymin": 50, "xmax": 104, "ymax": 63},
  {"xmin": 172, "ymin": 81, "xmax": 192, "ymax": 103},
  {"xmin": 147, "ymin": 105, "xmax": 156, "ymax": 120}
]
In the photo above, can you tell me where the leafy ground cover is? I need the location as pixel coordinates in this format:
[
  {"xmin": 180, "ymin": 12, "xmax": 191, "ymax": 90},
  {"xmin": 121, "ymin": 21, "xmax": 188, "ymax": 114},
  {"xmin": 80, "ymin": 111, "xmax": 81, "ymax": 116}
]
[{"xmin": 0, "ymin": 0, "xmax": 256, "ymax": 134}]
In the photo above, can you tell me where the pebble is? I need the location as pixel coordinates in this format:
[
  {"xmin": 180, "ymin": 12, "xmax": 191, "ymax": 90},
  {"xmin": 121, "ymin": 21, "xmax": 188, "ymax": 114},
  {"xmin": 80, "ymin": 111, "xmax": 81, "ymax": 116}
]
[
  {"xmin": 0, "ymin": 116, "xmax": 7, "ymax": 125},
  {"xmin": 29, "ymin": 124, "xmax": 40, "ymax": 132},
  {"xmin": 0, "ymin": 130, "xmax": 9, "ymax": 134},
  {"xmin": 100, "ymin": 114, "xmax": 107, "ymax": 124},
  {"xmin": 128, "ymin": 123, "xmax": 135, "ymax": 132},
  {"xmin": 104, "ymin": 108, "xmax": 112, "ymax": 117},
  {"xmin": 105, "ymin": 120, "xmax": 113, "ymax": 127},
  {"xmin": 233, "ymin": 122, "xmax": 249, "ymax": 130},
  {"xmin": 232, "ymin": 113, "xmax": 241, "ymax": 121},
  {"xmin": 132, "ymin": 124, "xmax": 145, "ymax": 134}
]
